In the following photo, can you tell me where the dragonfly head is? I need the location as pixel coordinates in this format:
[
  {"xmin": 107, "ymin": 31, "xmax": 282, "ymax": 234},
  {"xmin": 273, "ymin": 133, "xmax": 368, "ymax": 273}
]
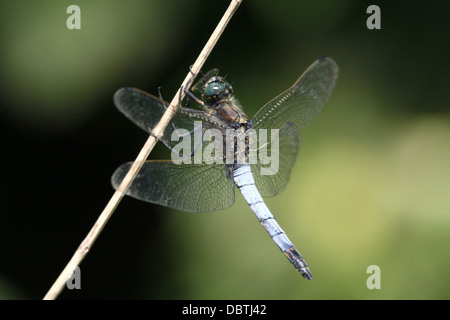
[{"xmin": 202, "ymin": 76, "xmax": 233, "ymax": 104}]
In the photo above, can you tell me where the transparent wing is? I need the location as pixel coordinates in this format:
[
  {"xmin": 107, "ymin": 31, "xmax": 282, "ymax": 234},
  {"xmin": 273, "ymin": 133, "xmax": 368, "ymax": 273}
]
[
  {"xmin": 191, "ymin": 69, "xmax": 220, "ymax": 93},
  {"xmin": 114, "ymin": 87, "xmax": 221, "ymax": 159},
  {"xmin": 252, "ymin": 57, "xmax": 338, "ymax": 131},
  {"xmin": 250, "ymin": 57, "xmax": 338, "ymax": 196},
  {"xmin": 250, "ymin": 122, "xmax": 300, "ymax": 197},
  {"xmin": 111, "ymin": 161, "xmax": 235, "ymax": 212}
]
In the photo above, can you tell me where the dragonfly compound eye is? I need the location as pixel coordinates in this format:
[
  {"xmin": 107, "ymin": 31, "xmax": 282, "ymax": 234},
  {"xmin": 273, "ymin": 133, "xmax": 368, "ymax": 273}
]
[
  {"xmin": 203, "ymin": 76, "xmax": 233, "ymax": 102},
  {"xmin": 204, "ymin": 82, "xmax": 225, "ymax": 98}
]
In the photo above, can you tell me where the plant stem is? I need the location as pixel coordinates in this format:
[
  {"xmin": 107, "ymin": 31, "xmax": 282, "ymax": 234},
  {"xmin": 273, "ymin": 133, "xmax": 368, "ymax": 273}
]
[{"xmin": 43, "ymin": 0, "xmax": 243, "ymax": 300}]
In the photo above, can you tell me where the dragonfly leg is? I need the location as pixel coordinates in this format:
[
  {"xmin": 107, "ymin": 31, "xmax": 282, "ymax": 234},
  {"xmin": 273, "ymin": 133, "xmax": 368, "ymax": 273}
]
[
  {"xmin": 166, "ymin": 122, "xmax": 205, "ymax": 159},
  {"xmin": 155, "ymin": 86, "xmax": 171, "ymax": 111},
  {"xmin": 188, "ymin": 64, "xmax": 196, "ymax": 75},
  {"xmin": 183, "ymin": 87, "xmax": 205, "ymax": 107},
  {"xmin": 190, "ymin": 124, "xmax": 207, "ymax": 158},
  {"xmin": 180, "ymin": 66, "xmax": 204, "ymax": 108},
  {"xmin": 186, "ymin": 65, "xmax": 197, "ymax": 86},
  {"xmin": 170, "ymin": 121, "xmax": 202, "ymax": 139}
]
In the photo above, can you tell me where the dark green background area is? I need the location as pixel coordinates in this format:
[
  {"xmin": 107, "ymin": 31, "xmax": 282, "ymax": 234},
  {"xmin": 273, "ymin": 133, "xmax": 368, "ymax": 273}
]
[{"xmin": 0, "ymin": 0, "xmax": 448, "ymax": 299}]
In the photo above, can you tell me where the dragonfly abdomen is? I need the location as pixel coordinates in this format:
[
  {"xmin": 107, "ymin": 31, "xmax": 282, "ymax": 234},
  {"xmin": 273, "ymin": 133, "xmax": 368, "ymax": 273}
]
[{"xmin": 233, "ymin": 164, "xmax": 313, "ymax": 280}]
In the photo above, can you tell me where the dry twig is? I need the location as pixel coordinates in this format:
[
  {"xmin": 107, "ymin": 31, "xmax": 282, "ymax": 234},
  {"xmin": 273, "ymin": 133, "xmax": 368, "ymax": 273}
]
[{"xmin": 43, "ymin": 0, "xmax": 243, "ymax": 300}]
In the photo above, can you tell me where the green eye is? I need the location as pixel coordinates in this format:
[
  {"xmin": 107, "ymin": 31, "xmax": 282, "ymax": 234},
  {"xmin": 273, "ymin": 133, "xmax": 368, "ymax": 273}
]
[{"xmin": 204, "ymin": 83, "xmax": 225, "ymax": 97}]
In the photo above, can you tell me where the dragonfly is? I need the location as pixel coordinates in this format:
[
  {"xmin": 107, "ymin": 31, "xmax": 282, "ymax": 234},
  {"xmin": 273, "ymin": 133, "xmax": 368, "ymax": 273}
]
[{"xmin": 111, "ymin": 57, "xmax": 338, "ymax": 279}]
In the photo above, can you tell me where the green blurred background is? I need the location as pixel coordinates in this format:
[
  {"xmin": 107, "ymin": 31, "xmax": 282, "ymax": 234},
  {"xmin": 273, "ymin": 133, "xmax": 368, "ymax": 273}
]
[{"xmin": 0, "ymin": 0, "xmax": 448, "ymax": 299}]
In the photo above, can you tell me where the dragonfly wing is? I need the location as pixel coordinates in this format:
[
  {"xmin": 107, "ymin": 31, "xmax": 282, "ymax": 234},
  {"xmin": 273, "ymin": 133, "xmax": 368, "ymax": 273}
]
[
  {"xmin": 250, "ymin": 57, "xmax": 338, "ymax": 197},
  {"xmin": 191, "ymin": 68, "xmax": 220, "ymax": 93},
  {"xmin": 114, "ymin": 87, "xmax": 218, "ymax": 158},
  {"xmin": 252, "ymin": 57, "xmax": 338, "ymax": 131},
  {"xmin": 111, "ymin": 161, "xmax": 235, "ymax": 212},
  {"xmin": 114, "ymin": 87, "xmax": 190, "ymax": 136},
  {"xmin": 250, "ymin": 121, "xmax": 300, "ymax": 197}
]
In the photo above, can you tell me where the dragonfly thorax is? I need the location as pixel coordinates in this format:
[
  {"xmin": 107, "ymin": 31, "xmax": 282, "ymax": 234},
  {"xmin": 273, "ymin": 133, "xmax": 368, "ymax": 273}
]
[
  {"xmin": 215, "ymin": 99, "xmax": 250, "ymax": 128},
  {"xmin": 201, "ymin": 75, "xmax": 249, "ymax": 127}
]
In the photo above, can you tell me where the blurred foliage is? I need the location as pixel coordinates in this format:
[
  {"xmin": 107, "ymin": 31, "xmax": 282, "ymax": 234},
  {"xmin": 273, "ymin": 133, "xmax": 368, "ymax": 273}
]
[{"xmin": 0, "ymin": 0, "xmax": 448, "ymax": 299}]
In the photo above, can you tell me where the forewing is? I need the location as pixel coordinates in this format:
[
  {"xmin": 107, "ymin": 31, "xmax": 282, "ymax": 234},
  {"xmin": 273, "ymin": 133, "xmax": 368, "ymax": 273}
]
[
  {"xmin": 114, "ymin": 87, "xmax": 218, "ymax": 159},
  {"xmin": 250, "ymin": 57, "xmax": 338, "ymax": 196},
  {"xmin": 252, "ymin": 57, "xmax": 338, "ymax": 131}
]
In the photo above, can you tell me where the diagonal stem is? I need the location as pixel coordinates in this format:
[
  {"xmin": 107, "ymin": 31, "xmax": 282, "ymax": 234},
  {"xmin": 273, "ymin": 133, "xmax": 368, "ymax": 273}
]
[{"xmin": 43, "ymin": 0, "xmax": 243, "ymax": 300}]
